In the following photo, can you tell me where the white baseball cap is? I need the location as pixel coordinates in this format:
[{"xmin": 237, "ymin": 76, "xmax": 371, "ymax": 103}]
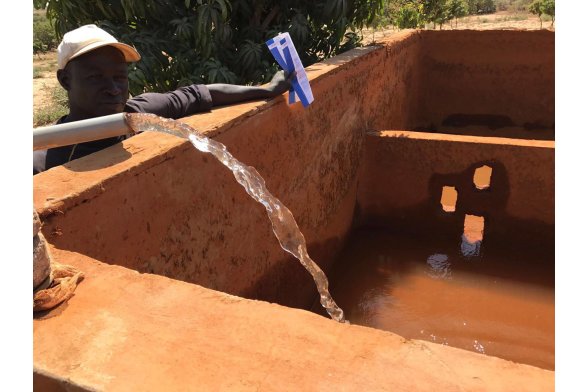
[{"xmin": 57, "ymin": 24, "xmax": 141, "ymax": 70}]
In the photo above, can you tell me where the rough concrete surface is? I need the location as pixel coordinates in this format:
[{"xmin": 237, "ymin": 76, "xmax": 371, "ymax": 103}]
[
  {"xmin": 34, "ymin": 247, "xmax": 553, "ymax": 392},
  {"xmin": 416, "ymin": 30, "xmax": 554, "ymax": 134},
  {"xmin": 357, "ymin": 131, "xmax": 554, "ymax": 233}
]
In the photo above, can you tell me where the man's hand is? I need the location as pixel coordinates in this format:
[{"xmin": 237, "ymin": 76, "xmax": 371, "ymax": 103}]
[{"xmin": 265, "ymin": 70, "xmax": 297, "ymax": 97}]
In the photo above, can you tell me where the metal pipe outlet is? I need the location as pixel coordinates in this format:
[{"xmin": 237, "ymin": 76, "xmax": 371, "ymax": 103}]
[{"xmin": 33, "ymin": 113, "xmax": 132, "ymax": 151}]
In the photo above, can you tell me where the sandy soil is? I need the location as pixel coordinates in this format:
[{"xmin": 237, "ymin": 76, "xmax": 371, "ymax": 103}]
[
  {"xmin": 33, "ymin": 51, "xmax": 60, "ymax": 113},
  {"xmin": 453, "ymin": 10, "xmax": 554, "ymax": 30},
  {"xmin": 363, "ymin": 11, "xmax": 554, "ymax": 44}
]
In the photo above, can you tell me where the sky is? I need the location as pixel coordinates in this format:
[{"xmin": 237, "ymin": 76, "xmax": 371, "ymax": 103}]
[{"xmin": 1, "ymin": 1, "xmax": 586, "ymax": 389}]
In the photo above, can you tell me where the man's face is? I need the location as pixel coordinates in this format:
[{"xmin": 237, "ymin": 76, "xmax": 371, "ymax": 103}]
[{"xmin": 58, "ymin": 46, "xmax": 129, "ymax": 119}]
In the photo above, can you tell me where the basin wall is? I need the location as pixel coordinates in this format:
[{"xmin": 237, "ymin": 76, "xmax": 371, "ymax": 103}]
[
  {"xmin": 414, "ymin": 30, "xmax": 555, "ymax": 135},
  {"xmin": 356, "ymin": 131, "xmax": 554, "ymax": 249},
  {"xmin": 34, "ymin": 32, "xmax": 422, "ymax": 309}
]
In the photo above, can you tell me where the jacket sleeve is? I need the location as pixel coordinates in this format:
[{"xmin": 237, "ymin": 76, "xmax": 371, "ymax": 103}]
[{"xmin": 125, "ymin": 84, "xmax": 213, "ymax": 119}]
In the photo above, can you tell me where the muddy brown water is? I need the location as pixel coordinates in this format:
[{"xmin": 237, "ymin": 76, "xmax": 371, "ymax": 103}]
[{"xmin": 312, "ymin": 228, "xmax": 554, "ymax": 370}]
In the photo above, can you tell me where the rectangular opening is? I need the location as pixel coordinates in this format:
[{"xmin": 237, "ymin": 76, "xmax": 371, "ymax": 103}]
[{"xmin": 440, "ymin": 186, "xmax": 458, "ymax": 212}]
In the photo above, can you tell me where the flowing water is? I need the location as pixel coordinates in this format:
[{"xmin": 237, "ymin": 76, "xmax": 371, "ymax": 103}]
[{"xmin": 125, "ymin": 112, "xmax": 345, "ymax": 322}]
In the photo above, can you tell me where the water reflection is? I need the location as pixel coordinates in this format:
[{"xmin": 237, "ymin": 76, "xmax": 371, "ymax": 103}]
[
  {"xmin": 473, "ymin": 339, "xmax": 486, "ymax": 354},
  {"xmin": 460, "ymin": 234, "xmax": 482, "ymax": 257},
  {"xmin": 322, "ymin": 229, "xmax": 555, "ymax": 369},
  {"xmin": 461, "ymin": 214, "xmax": 485, "ymax": 258},
  {"xmin": 426, "ymin": 253, "xmax": 452, "ymax": 279}
]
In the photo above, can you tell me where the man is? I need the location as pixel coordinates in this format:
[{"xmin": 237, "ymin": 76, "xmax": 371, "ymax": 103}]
[{"xmin": 33, "ymin": 24, "xmax": 294, "ymax": 174}]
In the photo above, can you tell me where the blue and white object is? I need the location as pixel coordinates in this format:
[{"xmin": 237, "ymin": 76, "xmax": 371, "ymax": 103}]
[{"xmin": 266, "ymin": 32, "xmax": 314, "ymax": 108}]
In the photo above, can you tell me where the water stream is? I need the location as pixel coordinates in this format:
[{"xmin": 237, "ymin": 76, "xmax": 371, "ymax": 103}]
[{"xmin": 125, "ymin": 112, "xmax": 345, "ymax": 322}]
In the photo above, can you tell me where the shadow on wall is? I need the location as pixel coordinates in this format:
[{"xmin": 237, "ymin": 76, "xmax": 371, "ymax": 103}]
[
  {"xmin": 411, "ymin": 113, "xmax": 555, "ymax": 140},
  {"xmin": 359, "ymin": 159, "xmax": 554, "ymax": 287}
]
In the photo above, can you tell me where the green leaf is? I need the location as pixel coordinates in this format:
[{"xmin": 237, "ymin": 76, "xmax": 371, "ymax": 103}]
[{"xmin": 214, "ymin": 0, "xmax": 229, "ymax": 20}]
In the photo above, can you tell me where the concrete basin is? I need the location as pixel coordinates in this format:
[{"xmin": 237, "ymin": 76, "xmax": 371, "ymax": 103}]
[{"xmin": 34, "ymin": 30, "xmax": 554, "ymax": 391}]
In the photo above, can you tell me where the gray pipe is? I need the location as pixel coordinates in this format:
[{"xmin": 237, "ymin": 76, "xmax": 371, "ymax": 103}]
[{"xmin": 33, "ymin": 113, "xmax": 132, "ymax": 151}]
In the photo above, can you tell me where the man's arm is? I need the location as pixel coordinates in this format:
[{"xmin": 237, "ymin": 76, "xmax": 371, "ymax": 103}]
[
  {"xmin": 125, "ymin": 70, "xmax": 296, "ymax": 119},
  {"xmin": 207, "ymin": 70, "xmax": 295, "ymax": 107}
]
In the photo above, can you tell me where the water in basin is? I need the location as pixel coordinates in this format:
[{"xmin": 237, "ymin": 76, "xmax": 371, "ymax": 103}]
[{"xmin": 313, "ymin": 228, "xmax": 554, "ymax": 369}]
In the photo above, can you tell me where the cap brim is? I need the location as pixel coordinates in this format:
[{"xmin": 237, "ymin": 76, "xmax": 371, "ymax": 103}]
[{"xmin": 66, "ymin": 41, "xmax": 141, "ymax": 67}]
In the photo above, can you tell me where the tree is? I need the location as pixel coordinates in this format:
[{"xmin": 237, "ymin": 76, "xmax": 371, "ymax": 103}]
[
  {"xmin": 35, "ymin": 0, "xmax": 384, "ymax": 96},
  {"xmin": 371, "ymin": 0, "xmax": 424, "ymax": 30},
  {"xmin": 447, "ymin": 0, "xmax": 468, "ymax": 27},
  {"xmin": 466, "ymin": 0, "xmax": 496, "ymax": 15},
  {"xmin": 384, "ymin": 0, "xmax": 468, "ymax": 30},
  {"xmin": 529, "ymin": 0, "xmax": 543, "ymax": 28},
  {"xmin": 395, "ymin": 2, "xmax": 425, "ymax": 29},
  {"xmin": 367, "ymin": 1, "xmax": 400, "ymax": 42},
  {"xmin": 423, "ymin": 0, "xmax": 451, "ymax": 29},
  {"xmin": 33, "ymin": 13, "xmax": 58, "ymax": 56},
  {"xmin": 541, "ymin": 0, "xmax": 555, "ymax": 27}
]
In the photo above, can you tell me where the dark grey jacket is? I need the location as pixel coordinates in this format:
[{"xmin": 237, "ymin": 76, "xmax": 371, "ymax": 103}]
[{"xmin": 33, "ymin": 84, "xmax": 212, "ymax": 174}]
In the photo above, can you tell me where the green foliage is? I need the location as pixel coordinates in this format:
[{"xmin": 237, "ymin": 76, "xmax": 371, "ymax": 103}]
[
  {"xmin": 381, "ymin": 0, "xmax": 469, "ymax": 30},
  {"xmin": 529, "ymin": 0, "xmax": 542, "ymax": 16},
  {"xmin": 33, "ymin": 67, "xmax": 43, "ymax": 79},
  {"xmin": 493, "ymin": 0, "xmax": 532, "ymax": 12},
  {"xmin": 369, "ymin": 1, "xmax": 398, "ymax": 30},
  {"xmin": 423, "ymin": 0, "xmax": 451, "ymax": 28},
  {"xmin": 50, "ymin": 83, "xmax": 69, "ymax": 108},
  {"xmin": 466, "ymin": 0, "xmax": 496, "ymax": 14},
  {"xmin": 395, "ymin": 3, "xmax": 424, "ymax": 28},
  {"xmin": 494, "ymin": 0, "xmax": 508, "ymax": 11},
  {"xmin": 34, "ymin": 85, "xmax": 70, "ymax": 127},
  {"xmin": 33, "ymin": 12, "xmax": 58, "ymax": 55},
  {"xmin": 40, "ymin": 0, "xmax": 385, "ymax": 96},
  {"xmin": 511, "ymin": 0, "xmax": 534, "ymax": 12},
  {"xmin": 34, "ymin": 105, "xmax": 69, "ymax": 127},
  {"xmin": 529, "ymin": 0, "xmax": 554, "ymax": 27},
  {"xmin": 541, "ymin": 0, "xmax": 555, "ymax": 25},
  {"xmin": 447, "ymin": 0, "xmax": 468, "ymax": 26}
]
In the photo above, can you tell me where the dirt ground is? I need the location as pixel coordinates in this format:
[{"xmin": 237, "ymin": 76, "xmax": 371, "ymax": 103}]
[
  {"xmin": 33, "ymin": 52, "xmax": 60, "ymax": 114},
  {"xmin": 33, "ymin": 11, "xmax": 554, "ymax": 113},
  {"xmin": 363, "ymin": 11, "xmax": 554, "ymax": 43}
]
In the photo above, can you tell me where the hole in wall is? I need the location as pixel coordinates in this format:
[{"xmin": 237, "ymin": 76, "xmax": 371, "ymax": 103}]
[
  {"xmin": 440, "ymin": 186, "xmax": 458, "ymax": 212},
  {"xmin": 473, "ymin": 165, "xmax": 493, "ymax": 190},
  {"xmin": 461, "ymin": 214, "xmax": 485, "ymax": 257}
]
